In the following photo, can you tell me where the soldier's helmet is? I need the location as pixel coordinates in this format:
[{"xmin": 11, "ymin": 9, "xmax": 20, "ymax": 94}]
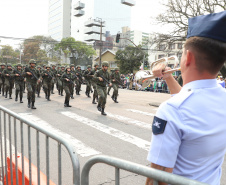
[
  {"xmin": 51, "ymin": 64, "xmax": 56, "ymax": 67},
  {"xmin": 66, "ymin": 66, "xmax": 71, "ymax": 70},
  {"xmin": 37, "ymin": 65, "xmax": 41, "ymax": 68},
  {"xmin": 46, "ymin": 65, "xmax": 51, "ymax": 68},
  {"xmin": 17, "ymin": 64, "xmax": 22, "ymax": 67},
  {"xmin": 29, "ymin": 59, "xmax": 36, "ymax": 64},
  {"xmin": 1, "ymin": 63, "xmax": 6, "ymax": 66},
  {"xmin": 94, "ymin": 63, "xmax": 99, "ymax": 67},
  {"xmin": 61, "ymin": 66, "xmax": 65, "ymax": 68},
  {"xmin": 115, "ymin": 67, "xmax": 119, "ymax": 71},
  {"xmin": 7, "ymin": 63, "xmax": 12, "ymax": 67},
  {"xmin": 102, "ymin": 61, "xmax": 109, "ymax": 67},
  {"xmin": 77, "ymin": 65, "xmax": 81, "ymax": 68},
  {"xmin": 70, "ymin": 64, "xmax": 75, "ymax": 67},
  {"xmin": 87, "ymin": 65, "xmax": 91, "ymax": 68}
]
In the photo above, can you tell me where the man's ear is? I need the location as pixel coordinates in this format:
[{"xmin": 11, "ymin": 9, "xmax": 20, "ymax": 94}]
[{"xmin": 185, "ymin": 50, "xmax": 195, "ymax": 66}]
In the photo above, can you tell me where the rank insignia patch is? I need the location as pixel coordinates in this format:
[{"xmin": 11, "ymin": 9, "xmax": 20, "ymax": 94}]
[{"xmin": 152, "ymin": 116, "xmax": 167, "ymax": 135}]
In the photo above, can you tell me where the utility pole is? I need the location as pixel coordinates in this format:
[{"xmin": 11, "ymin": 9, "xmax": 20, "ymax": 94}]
[{"xmin": 95, "ymin": 18, "xmax": 105, "ymax": 66}]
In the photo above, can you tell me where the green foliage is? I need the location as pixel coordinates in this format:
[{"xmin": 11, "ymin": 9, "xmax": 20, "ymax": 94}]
[
  {"xmin": 115, "ymin": 45, "xmax": 148, "ymax": 74},
  {"xmin": 54, "ymin": 37, "xmax": 96, "ymax": 65},
  {"xmin": 0, "ymin": 45, "xmax": 19, "ymax": 64}
]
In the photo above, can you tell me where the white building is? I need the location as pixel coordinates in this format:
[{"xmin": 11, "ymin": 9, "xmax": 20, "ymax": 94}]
[
  {"xmin": 48, "ymin": 0, "xmax": 71, "ymax": 41},
  {"xmin": 71, "ymin": 0, "xmax": 134, "ymax": 41}
]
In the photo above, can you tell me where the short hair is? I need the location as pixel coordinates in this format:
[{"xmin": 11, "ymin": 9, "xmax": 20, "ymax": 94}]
[{"xmin": 184, "ymin": 37, "xmax": 226, "ymax": 75}]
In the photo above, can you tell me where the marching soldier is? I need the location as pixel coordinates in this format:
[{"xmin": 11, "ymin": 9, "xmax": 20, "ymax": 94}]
[
  {"xmin": 83, "ymin": 65, "xmax": 92, "ymax": 98},
  {"xmin": 24, "ymin": 59, "xmax": 40, "ymax": 109},
  {"xmin": 13, "ymin": 64, "xmax": 24, "ymax": 103},
  {"xmin": 70, "ymin": 64, "xmax": 76, "ymax": 99},
  {"xmin": 90, "ymin": 63, "xmax": 99, "ymax": 104},
  {"xmin": 41, "ymin": 65, "xmax": 53, "ymax": 101},
  {"xmin": 61, "ymin": 66, "xmax": 73, "ymax": 107},
  {"xmin": 75, "ymin": 65, "xmax": 82, "ymax": 95},
  {"xmin": 0, "ymin": 63, "xmax": 6, "ymax": 96},
  {"xmin": 57, "ymin": 66, "xmax": 65, "ymax": 96},
  {"xmin": 93, "ymin": 61, "xmax": 112, "ymax": 116},
  {"xmin": 110, "ymin": 67, "xmax": 121, "ymax": 103},
  {"xmin": 3, "ymin": 63, "xmax": 14, "ymax": 99},
  {"xmin": 51, "ymin": 64, "xmax": 57, "ymax": 94},
  {"xmin": 36, "ymin": 66, "xmax": 42, "ymax": 97}
]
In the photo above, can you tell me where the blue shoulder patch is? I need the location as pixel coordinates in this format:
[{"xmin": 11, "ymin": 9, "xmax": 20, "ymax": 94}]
[{"xmin": 152, "ymin": 116, "xmax": 167, "ymax": 135}]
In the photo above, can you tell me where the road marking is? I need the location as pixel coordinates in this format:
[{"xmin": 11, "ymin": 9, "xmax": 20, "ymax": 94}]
[
  {"xmin": 126, "ymin": 109, "xmax": 155, "ymax": 117},
  {"xmin": 107, "ymin": 113, "xmax": 152, "ymax": 130},
  {"xmin": 61, "ymin": 111, "xmax": 150, "ymax": 151},
  {"xmin": 18, "ymin": 113, "xmax": 100, "ymax": 157}
]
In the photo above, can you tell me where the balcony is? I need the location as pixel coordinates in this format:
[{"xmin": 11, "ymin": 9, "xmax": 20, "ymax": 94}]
[
  {"xmin": 73, "ymin": 10, "xmax": 85, "ymax": 17},
  {"xmin": 84, "ymin": 19, "xmax": 105, "ymax": 27},
  {"xmin": 121, "ymin": 0, "xmax": 136, "ymax": 6},
  {"xmin": 84, "ymin": 27, "xmax": 106, "ymax": 34},
  {"xmin": 74, "ymin": 1, "xmax": 85, "ymax": 10},
  {"xmin": 84, "ymin": 34, "xmax": 106, "ymax": 42}
]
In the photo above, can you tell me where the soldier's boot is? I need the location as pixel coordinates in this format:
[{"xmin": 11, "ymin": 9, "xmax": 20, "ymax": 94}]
[
  {"xmin": 71, "ymin": 94, "xmax": 74, "ymax": 99},
  {"xmin": 51, "ymin": 90, "xmax": 54, "ymax": 94},
  {"xmin": 91, "ymin": 89, "xmax": 93, "ymax": 93},
  {"xmin": 45, "ymin": 93, "xmax": 48, "ymax": 99},
  {"xmin": 27, "ymin": 99, "xmax": 31, "ymax": 108},
  {"xmin": 20, "ymin": 95, "xmax": 23, "ymax": 103},
  {"xmin": 77, "ymin": 90, "xmax": 80, "ymax": 95},
  {"xmin": 47, "ymin": 96, "xmax": 51, "ymax": 101},
  {"xmin": 5, "ymin": 92, "xmax": 8, "ymax": 98},
  {"xmin": 97, "ymin": 104, "xmax": 102, "ymax": 112},
  {"xmin": 114, "ymin": 97, "xmax": 119, "ymax": 103},
  {"xmin": 67, "ymin": 100, "xmax": 72, "ymax": 107},
  {"xmin": 37, "ymin": 93, "xmax": 40, "ymax": 98},
  {"xmin": 9, "ymin": 94, "xmax": 12, "ymax": 99},
  {"xmin": 111, "ymin": 95, "xmax": 115, "ymax": 102},
  {"xmin": 15, "ymin": 91, "xmax": 19, "ymax": 101},
  {"xmin": 64, "ymin": 99, "xmax": 67, "ymax": 107},
  {"xmin": 58, "ymin": 90, "xmax": 60, "ymax": 95},
  {"xmin": 101, "ymin": 108, "xmax": 107, "ymax": 116},
  {"xmin": 31, "ymin": 102, "xmax": 36, "ymax": 109},
  {"xmin": 0, "ymin": 88, "xmax": 1, "ymax": 94},
  {"xmin": 87, "ymin": 93, "xmax": 91, "ymax": 98},
  {"xmin": 92, "ymin": 98, "xmax": 97, "ymax": 104}
]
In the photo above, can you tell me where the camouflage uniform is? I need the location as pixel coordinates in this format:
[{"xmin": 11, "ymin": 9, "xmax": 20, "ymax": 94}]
[
  {"xmin": 41, "ymin": 66, "xmax": 53, "ymax": 101},
  {"xmin": 23, "ymin": 59, "xmax": 40, "ymax": 109},
  {"xmin": 3, "ymin": 64, "xmax": 14, "ymax": 99},
  {"xmin": 75, "ymin": 66, "xmax": 83, "ymax": 95},
  {"xmin": 36, "ymin": 66, "xmax": 42, "ymax": 97},
  {"xmin": 0, "ymin": 64, "xmax": 6, "ymax": 95},
  {"xmin": 13, "ymin": 64, "xmax": 24, "ymax": 103},
  {"xmin": 51, "ymin": 65, "xmax": 57, "ymax": 94},
  {"xmin": 110, "ymin": 68, "xmax": 121, "ymax": 103},
  {"xmin": 57, "ymin": 67, "xmax": 65, "ymax": 96},
  {"xmin": 61, "ymin": 68, "xmax": 73, "ymax": 107},
  {"xmin": 93, "ymin": 61, "xmax": 111, "ymax": 115},
  {"xmin": 83, "ymin": 65, "xmax": 92, "ymax": 98},
  {"xmin": 70, "ymin": 65, "xmax": 76, "ymax": 99},
  {"xmin": 90, "ymin": 64, "xmax": 99, "ymax": 104}
]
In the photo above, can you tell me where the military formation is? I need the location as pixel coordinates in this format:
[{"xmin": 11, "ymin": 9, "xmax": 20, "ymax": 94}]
[{"xmin": 0, "ymin": 60, "xmax": 122, "ymax": 116}]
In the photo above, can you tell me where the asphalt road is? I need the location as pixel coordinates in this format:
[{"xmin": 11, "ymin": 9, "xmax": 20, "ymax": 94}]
[{"xmin": 0, "ymin": 85, "xmax": 225, "ymax": 185}]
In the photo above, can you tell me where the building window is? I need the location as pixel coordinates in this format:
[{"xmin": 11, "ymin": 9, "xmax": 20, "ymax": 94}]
[
  {"xmin": 168, "ymin": 53, "xmax": 175, "ymax": 57},
  {"xmin": 158, "ymin": 55, "xmax": 165, "ymax": 59},
  {"xmin": 177, "ymin": 43, "xmax": 183, "ymax": 49},
  {"xmin": 110, "ymin": 62, "xmax": 117, "ymax": 68},
  {"xmin": 159, "ymin": 44, "xmax": 166, "ymax": 51},
  {"xmin": 169, "ymin": 43, "xmax": 175, "ymax": 49}
]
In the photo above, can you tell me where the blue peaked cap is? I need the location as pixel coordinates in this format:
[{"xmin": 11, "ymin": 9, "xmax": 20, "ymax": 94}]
[{"xmin": 187, "ymin": 11, "xmax": 226, "ymax": 42}]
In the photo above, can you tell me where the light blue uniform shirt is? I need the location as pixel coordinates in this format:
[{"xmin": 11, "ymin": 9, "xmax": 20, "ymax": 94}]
[{"xmin": 147, "ymin": 79, "xmax": 226, "ymax": 185}]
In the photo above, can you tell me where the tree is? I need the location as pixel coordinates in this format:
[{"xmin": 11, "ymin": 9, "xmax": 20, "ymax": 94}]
[
  {"xmin": 22, "ymin": 35, "xmax": 59, "ymax": 64},
  {"xmin": 54, "ymin": 37, "xmax": 96, "ymax": 65},
  {"xmin": 0, "ymin": 45, "xmax": 19, "ymax": 64},
  {"xmin": 153, "ymin": 0, "xmax": 226, "ymax": 77},
  {"xmin": 115, "ymin": 46, "xmax": 147, "ymax": 74}
]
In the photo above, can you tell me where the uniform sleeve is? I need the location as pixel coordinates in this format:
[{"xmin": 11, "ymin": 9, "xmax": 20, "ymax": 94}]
[{"xmin": 147, "ymin": 102, "xmax": 184, "ymax": 168}]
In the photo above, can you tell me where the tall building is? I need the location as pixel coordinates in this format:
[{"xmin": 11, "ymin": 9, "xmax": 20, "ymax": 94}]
[
  {"xmin": 71, "ymin": 0, "xmax": 134, "ymax": 41},
  {"xmin": 48, "ymin": 0, "xmax": 71, "ymax": 41}
]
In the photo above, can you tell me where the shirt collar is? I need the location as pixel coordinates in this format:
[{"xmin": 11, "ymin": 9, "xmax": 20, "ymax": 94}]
[{"xmin": 182, "ymin": 79, "xmax": 218, "ymax": 92}]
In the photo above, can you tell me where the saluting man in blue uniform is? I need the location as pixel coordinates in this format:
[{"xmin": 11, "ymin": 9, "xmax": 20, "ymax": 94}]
[{"xmin": 146, "ymin": 11, "xmax": 226, "ymax": 185}]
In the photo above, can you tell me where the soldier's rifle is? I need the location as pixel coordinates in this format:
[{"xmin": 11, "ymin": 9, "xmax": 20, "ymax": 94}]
[
  {"xmin": 74, "ymin": 73, "xmax": 83, "ymax": 84},
  {"xmin": 25, "ymin": 67, "xmax": 39, "ymax": 80},
  {"xmin": 100, "ymin": 75, "xmax": 111, "ymax": 86},
  {"xmin": 14, "ymin": 70, "xmax": 24, "ymax": 81},
  {"xmin": 45, "ymin": 70, "xmax": 53, "ymax": 79},
  {"xmin": 64, "ymin": 74, "xmax": 75, "ymax": 85},
  {"xmin": 113, "ymin": 77, "xmax": 124, "ymax": 86}
]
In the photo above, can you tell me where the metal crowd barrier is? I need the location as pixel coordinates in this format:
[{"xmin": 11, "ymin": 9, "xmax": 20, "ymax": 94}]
[
  {"xmin": 81, "ymin": 155, "xmax": 208, "ymax": 185},
  {"xmin": 0, "ymin": 106, "xmax": 80, "ymax": 185}
]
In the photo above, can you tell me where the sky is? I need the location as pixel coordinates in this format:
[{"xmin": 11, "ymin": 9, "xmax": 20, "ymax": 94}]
[{"xmin": 0, "ymin": 0, "xmax": 165, "ymax": 49}]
